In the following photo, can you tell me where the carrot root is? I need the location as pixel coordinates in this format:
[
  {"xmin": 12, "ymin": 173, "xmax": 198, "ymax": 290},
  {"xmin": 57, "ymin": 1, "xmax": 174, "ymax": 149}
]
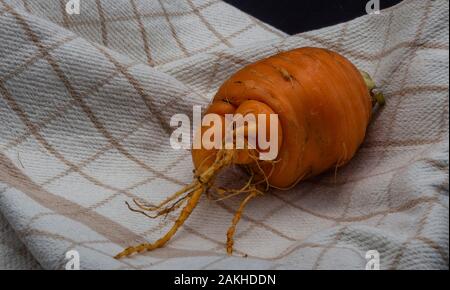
[
  {"xmin": 226, "ymin": 188, "xmax": 261, "ymax": 255},
  {"xmin": 115, "ymin": 186, "xmax": 204, "ymax": 259},
  {"xmin": 115, "ymin": 148, "xmax": 235, "ymax": 259}
]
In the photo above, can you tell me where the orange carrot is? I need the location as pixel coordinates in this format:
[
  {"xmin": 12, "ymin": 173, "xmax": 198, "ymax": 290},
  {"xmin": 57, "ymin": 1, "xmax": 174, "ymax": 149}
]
[{"xmin": 115, "ymin": 47, "xmax": 384, "ymax": 259}]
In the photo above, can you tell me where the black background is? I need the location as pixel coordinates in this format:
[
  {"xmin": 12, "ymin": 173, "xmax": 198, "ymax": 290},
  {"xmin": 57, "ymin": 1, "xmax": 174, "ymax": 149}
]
[{"xmin": 224, "ymin": 0, "xmax": 403, "ymax": 35}]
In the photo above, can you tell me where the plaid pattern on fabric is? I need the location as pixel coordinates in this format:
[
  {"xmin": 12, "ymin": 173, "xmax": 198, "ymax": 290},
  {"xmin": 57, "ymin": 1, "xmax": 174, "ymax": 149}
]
[{"xmin": 0, "ymin": 0, "xmax": 448, "ymax": 269}]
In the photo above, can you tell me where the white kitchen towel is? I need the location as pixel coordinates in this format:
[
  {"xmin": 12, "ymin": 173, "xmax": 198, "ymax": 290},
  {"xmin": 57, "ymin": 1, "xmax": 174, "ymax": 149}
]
[{"xmin": 0, "ymin": 0, "xmax": 448, "ymax": 269}]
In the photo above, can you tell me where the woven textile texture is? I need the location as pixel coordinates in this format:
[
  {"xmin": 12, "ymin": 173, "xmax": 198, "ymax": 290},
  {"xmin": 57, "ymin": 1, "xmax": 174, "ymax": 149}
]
[{"xmin": 0, "ymin": 0, "xmax": 448, "ymax": 269}]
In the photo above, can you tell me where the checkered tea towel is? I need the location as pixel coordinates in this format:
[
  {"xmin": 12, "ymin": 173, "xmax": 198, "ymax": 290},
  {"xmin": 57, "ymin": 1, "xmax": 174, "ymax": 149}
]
[{"xmin": 0, "ymin": 0, "xmax": 448, "ymax": 269}]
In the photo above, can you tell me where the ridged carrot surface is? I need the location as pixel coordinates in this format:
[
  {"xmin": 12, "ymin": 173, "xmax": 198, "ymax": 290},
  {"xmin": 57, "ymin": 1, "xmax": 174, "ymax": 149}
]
[{"xmin": 115, "ymin": 47, "xmax": 383, "ymax": 259}]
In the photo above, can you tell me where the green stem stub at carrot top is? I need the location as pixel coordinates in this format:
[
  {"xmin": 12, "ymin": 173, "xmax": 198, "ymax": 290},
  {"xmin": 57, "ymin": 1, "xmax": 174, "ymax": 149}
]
[
  {"xmin": 360, "ymin": 70, "xmax": 385, "ymax": 106},
  {"xmin": 373, "ymin": 91, "xmax": 385, "ymax": 106}
]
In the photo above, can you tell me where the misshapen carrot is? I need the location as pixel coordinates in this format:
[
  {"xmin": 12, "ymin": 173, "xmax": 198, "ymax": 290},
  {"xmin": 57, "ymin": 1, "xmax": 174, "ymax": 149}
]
[{"xmin": 115, "ymin": 47, "xmax": 384, "ymax": 259}]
